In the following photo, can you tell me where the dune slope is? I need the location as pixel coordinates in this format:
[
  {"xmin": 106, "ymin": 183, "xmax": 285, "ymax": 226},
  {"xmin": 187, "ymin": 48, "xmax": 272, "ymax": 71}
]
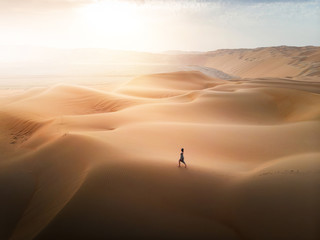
[
  {"xmin": 203, "ymin": 46, "xmax": 320, "ymax": 81},
  {"xmin": 0, "ymin": 70, "xmax": 319, "ymax": 240}
]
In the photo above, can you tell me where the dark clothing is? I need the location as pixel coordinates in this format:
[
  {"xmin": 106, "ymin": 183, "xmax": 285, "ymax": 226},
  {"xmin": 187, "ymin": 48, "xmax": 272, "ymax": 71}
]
[{"xmin": 179, "ymin": 152, "xmax": 185, "ymax": 163}]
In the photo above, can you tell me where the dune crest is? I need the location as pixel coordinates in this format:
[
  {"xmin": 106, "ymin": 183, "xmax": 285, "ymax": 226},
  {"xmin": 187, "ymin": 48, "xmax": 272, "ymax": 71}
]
[
  {"xmin": 1, "ymin": 69, "xmax": 319, "ymax": 240},
  {"xmin": 204, "ymin": 46, "xmax": 320, "ymax": 80}
]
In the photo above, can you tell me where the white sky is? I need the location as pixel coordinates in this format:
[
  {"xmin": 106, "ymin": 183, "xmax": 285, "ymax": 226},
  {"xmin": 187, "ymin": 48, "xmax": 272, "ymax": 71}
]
[{"xmin": 0, "ymin": 0, "xmax": 319, "ymax": 52}]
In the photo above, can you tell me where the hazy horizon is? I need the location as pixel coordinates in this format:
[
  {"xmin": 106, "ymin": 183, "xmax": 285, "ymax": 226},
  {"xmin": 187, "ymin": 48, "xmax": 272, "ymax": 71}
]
[
  {"xmin": 0, "ymin": 45, "xmax": 318, "ymax": 89},
  {"xmin": 1, "ymin": 43, "xmax": 319, "ymax": 53},
  {"xmin": 0, "ymin": 0, "xmax": 319, "ymax": 52}
]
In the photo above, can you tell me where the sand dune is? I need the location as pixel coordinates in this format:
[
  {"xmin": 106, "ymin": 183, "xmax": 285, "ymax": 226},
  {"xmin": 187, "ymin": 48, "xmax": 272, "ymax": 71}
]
[
  {"xmin": 2, "ymin": 46, "xmax": 318, "ymax": 89},
  {"xmin": 204, "ymin": 46, "xmax": 320, "ymax": 80},
  {"xmin": 1, "ymin": 65, "xmax": 320, "ymax": 240}
]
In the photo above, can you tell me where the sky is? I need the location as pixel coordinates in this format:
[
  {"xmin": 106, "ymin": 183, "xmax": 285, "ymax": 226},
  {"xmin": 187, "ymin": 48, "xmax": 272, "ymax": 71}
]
[{"xmin": 0, "ymin": 0, "xmax": 319, "ymax": 52}]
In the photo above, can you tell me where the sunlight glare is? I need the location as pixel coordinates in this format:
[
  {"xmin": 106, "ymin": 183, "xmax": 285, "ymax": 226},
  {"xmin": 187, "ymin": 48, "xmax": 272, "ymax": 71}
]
[{"xmin": 78, "ymin": 1, "xmax": 141, "ymax": 37}]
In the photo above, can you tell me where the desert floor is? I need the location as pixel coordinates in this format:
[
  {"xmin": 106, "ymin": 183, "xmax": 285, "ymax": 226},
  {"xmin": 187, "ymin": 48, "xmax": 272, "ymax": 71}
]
[{"xmin": 1, "ymin": 47, "xmax": 320, "ymax": 240}]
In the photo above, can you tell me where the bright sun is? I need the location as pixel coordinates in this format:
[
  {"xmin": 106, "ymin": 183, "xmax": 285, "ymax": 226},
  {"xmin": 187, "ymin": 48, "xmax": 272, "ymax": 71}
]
[{"xmin": 78, "ymin": 1, "xmax": 141, "ymax": 37}]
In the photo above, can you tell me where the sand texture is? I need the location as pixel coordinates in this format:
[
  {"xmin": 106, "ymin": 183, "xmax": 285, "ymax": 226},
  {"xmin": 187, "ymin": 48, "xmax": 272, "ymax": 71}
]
[
  {"xmin": 203, "ymin": 46, "xmax": 320, "ymax": 81},
  {"xmin": 1, "ymin": 47, "xmax": 320, "ymax": 240}
]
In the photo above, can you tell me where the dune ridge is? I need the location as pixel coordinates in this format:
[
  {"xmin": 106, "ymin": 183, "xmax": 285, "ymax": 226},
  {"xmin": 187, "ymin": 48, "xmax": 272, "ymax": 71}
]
[
  {"xmin": 203, "ymin": 46, "xmax": 320, "ymax": 80},
  {"xmin": 1, "ymin": 69, "xmax": 320, "ymax": 240}
]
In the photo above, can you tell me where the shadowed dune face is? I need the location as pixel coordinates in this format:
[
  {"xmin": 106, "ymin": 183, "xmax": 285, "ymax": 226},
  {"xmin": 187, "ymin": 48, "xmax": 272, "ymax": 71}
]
[{"xmin": 0, "ymin": 70, "xmax": 320, "ymax": 240}]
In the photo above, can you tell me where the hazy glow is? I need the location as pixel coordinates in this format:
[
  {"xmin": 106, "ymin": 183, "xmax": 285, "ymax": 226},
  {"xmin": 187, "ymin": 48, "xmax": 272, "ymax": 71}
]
[
  {"xmin": 78, "ymin": 1, "xmax": 141, "ymax": 36},
  {"xmin": 0, "ymin": 0, "xmax": 319, "ymax": 52}
]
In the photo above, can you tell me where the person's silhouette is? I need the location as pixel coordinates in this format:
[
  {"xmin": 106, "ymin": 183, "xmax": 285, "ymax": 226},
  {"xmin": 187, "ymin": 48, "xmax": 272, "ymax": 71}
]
[{"xmin": 178, "ymin": 148, "xmax": 187, "ymax": 168}]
